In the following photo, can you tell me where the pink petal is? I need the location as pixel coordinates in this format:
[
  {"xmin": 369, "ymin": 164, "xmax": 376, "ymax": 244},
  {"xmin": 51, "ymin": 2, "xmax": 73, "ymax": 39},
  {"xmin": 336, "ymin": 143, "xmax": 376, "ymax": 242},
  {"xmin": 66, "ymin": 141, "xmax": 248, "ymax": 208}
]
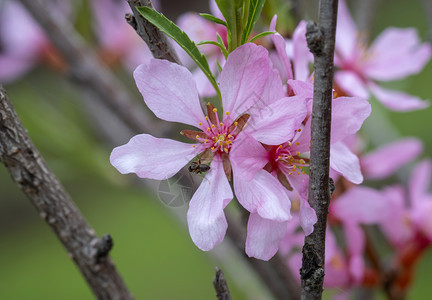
[
  {"xmin": 230, "ymin": 133, "xmax": 269, "ymax": 181},
  {"xmin": 219, "ymin": 44, "xmax": 270, "ymax": 120},
  {"xmin": 334, "ymin": 71, "xmax": 370, "ymax": 99},
  {"xmin": 361, "ymin": 138, "xmax": 423, "ymax": 180},
  {"xmin": 134, "ymin": 59, "xmax": 206, "ymax": 127},
  {"xmin": 261, "ymin": 68, "xmax": 286, "ymax": 105},
  {"xmin": 363, "ymin": 28, "xmax": 432, "ymax": 81},
  {"xmin": 369, "ymin": 83, "xmax": 429, "ymax": 111},
  {"xmin": 110, "ymin": 134, "xmax": 200, "ymax": 180},
  {"xmin": 379, "ymin": 186, "xmax": 413, "ymax": 246},
  {"xmin": 292, "ymin": 20, "xmax": 313, "ymax": 81},
  {"xmin": 245, "ymin": 213, "xmax": 288, "ymax": 260},
  {"xmin": 335, "ymin": 0, "xmax": 359, "ymax": 62},
  {"xmin": 331, "ymin": 186, "xmax": 388, "ymax": 224},
  {"xmin": 245, "ymin": 96, "xmax": 308, "ymax": 145},
  {"xmin": 409, "ymin": 159, "xmax": 432, "ymax": 207},
  {"xmin": 233, "ymin": 170, "xmax": 291, "ymax": 221},
  {"xmin": 330, "ymin": 142, "xmax": 363, "ymax": 184},
  {"xmin": 287, "ymin": 79, "xmax": 314, "ymax": 101},
  {"xmin": 299, "ymin": 197, "xmax": 317, "ymax": 236},
  {"xmin": 331, "ymin": 97, "xmax": 371, "ymax": 143},
  {"xmin": 343, "ymin": 223, "xmax": 365, "ymax": 284},
  {"xmin": 187, "ymin": 156, "xmax": 232, "ymax": 251},
  {"xmin": 270, "ymin": 15, "xmax": 293, "ymax": 81}
]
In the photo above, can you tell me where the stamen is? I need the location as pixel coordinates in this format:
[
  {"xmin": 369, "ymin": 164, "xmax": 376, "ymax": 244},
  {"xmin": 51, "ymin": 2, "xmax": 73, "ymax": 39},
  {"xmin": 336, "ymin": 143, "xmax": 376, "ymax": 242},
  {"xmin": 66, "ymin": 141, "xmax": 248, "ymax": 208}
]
[
  {"xmin": 198, "ymin": 122, "xmax": 202, "ymax": 126},
  {"xmin": 224, "ymin": 148, "xmax": 228, "ymax": 153},
  {"xmin": 234, "ymin": 121, "xmax": 238, "ymax": 126},
  {"xmin": 205, "ymin": 116, "xmax": 209, "ymax": 120},
  {"xmin": 207, "ymin": 127, "xmax": 211, "ymax": 132},
  {"xmin": 211, "ymin": 124, "xmax": 215, "ymax": 128},
  {"xmin": 288, "ymin": 142, "xmax": 292, "ymax": 146},
  {"xmin": 213, "ymin": 108, "xmax": 217, "ymax": 112},
  {"xmin": 297, "ymin": 129, "xmax": 302, "ymax": 132},
  {"xmin": 295, "ymin": 142, "xmax": 300, "ymax": 145},
  {"xmin": 192, "ymin": 145, "xmax": 196, "ymax": 148},
  {"xmin": 195, "ymin": 135, "xmax": 200, "ymax": 139},
  {"xmin": 296, "ymin": 151, "xmax": 300, "ymax": 156},
  {"xmin": 225, "ymin": 111, "xmax": 230, "ymax": 115}
]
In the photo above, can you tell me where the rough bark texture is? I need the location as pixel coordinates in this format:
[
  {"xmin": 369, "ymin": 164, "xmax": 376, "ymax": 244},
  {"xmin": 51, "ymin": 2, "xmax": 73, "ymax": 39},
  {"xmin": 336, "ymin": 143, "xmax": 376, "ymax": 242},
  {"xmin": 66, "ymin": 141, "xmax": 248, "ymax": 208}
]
[
  {"xmin": 0, "ymin": 87, "xmax": 133, "ymax": 299},
  {"xmin": 125, "ymin": 0, "xmax": 181, "ymax": 64},
  {"xmin": 300, "ymin": 0, "xmax": 338, "ymax": 299},
  {"xmin": 18, "ymin": 0, "xmax": 160, "ymax": 136},
  {"xmin": 213, "ymin": 268, "xmax": 232, "ymax": 300}
]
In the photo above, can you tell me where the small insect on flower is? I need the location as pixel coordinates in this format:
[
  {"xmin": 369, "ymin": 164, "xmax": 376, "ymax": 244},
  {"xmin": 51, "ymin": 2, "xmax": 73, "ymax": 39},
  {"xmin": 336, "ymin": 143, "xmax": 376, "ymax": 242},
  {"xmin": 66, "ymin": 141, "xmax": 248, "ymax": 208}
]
[{"xmin": 188, "ymin": 160, "xmax": 211, "ymax": 174}]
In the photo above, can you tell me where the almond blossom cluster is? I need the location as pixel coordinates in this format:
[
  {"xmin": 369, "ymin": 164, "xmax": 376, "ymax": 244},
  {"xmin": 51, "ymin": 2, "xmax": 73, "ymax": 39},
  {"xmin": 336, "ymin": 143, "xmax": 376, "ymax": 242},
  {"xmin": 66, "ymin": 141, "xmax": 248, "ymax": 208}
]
[{"xmin": 110, "ymin": 0, "xmax": 432, "ymax": 297}]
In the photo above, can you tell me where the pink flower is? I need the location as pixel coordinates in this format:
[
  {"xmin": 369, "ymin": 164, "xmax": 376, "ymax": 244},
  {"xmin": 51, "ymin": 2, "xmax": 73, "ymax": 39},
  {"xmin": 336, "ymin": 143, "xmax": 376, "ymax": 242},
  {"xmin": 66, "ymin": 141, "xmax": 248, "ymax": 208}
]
[
  {"xmin": 334, "ymin": 0, "xmax": 431, "ymax": 111},
  {"xmin": 0, "ymin": 2, "xmax": 47, "ymax": 84},
  {"xmin": 330, "ymin": 186, "xmax": 389, "ymax": 284},
  {"xmin": 110, "ymin": 44, "xmax": 308, "ymax": 257},
  {"xmin": 360, "ymin": 137, "xmax": 423, "ymax": 180},
  {"xmin": 91, "ymin": 0, "xmax": 157, "ymax": 70},
  {"xmin": 380, "ymin": 160, "xmax": 432, "ymax": 246}
]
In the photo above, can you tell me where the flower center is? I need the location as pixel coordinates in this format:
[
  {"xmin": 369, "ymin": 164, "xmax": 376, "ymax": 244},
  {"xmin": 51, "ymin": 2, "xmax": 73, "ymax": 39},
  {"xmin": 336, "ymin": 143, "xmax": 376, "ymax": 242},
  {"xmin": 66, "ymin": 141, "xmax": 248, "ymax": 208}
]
[{"xmin": 273, "ymin": 141, "xmax": 310, "ymax": 176}]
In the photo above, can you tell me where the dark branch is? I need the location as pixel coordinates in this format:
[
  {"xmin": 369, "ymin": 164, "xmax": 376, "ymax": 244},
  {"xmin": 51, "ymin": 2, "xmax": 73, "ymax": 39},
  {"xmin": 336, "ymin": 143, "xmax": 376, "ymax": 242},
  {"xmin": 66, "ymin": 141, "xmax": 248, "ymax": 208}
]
[
  {"xmin": 18, "ymin": 0, "xmax": 161, "ymax": 136},
  {"xmin": 301, "ymin": 0, "xmax": 339, "ymax": 299},
  {"xmin": 213, "ymin": 268, "xmax": 232, "ymax": 300},
  {"xmin": 0, "ymin": 87, "xmax": 133, "ymax": 300},
  {"xmin": 125, "ymin": 0, "xmax": 181, "ymax": 64}
]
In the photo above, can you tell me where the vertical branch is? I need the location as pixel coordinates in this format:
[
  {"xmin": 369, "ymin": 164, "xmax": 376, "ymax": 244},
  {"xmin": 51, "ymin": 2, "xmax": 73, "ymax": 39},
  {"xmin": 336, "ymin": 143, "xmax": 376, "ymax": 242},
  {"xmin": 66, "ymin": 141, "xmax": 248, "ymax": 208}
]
[
  {"xmin": 300, "ymin": 0, "xmax": 338, "ymax": 299},
  {"xmin": 125, "ymin": 0, "xmax": 181, "ymax": 64},
  {"xmin": 0, "ymin": 87, "xmax": 133, "ymax": 300}
]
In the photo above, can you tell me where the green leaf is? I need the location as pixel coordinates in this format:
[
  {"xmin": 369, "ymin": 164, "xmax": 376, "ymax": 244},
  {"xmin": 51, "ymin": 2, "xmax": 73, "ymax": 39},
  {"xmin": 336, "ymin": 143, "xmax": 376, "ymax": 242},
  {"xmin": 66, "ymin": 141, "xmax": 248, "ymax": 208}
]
[
  {"xmin": 197, "ymin": 40, "xmax": 229, "ymax": 58},
  {"xmin": 199, "ymin": 13, "xmax": 227, "ymax": 26},
  {"xmin": 136, "ymin": 7, "xmax": 221, "ymax": 99},
  {"xmin": 241, "ymin": 0, "xmax": 266, "ymax": 44},
  {"xmin": 216, "ymin": 33, "xmax": 228, "ymax": 59},
  {"xmin": 248, "ymin": 30, "xmax": 275, "ymax": 43},
  {"xmin": 215, "ymin": 0, "xmax": 245, "ymax": 51}
]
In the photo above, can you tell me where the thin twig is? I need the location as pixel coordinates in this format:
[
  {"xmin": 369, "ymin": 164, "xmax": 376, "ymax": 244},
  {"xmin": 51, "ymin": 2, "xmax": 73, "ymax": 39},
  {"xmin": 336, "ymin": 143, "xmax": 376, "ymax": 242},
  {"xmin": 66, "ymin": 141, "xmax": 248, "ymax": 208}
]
[
  {"xmin": 0, "ymin": 87, "xmax": 133, "ymax": 300},
  {"xmin": 300, "ymin": 0, "xmax": 338, "ymax": 299},
  {"xmin": 213, "ymin": 268, "xmax": 232, "ymax": 300},
  {"xmin": 125, "ymin": 0, "xmax": 181, "ymax": 64},
  {"xmin": 18, "ymin": 0, "xmax": 162, "ymax": 136}
]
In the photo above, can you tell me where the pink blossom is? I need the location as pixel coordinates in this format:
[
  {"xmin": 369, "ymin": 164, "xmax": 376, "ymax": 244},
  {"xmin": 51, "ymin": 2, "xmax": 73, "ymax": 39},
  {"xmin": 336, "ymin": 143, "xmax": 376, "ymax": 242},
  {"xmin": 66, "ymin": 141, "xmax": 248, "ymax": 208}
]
[
  {"xmin": 91, "ymin": 0, "xmax": 157, "ymax": 70},
  {"xmin": 0, "ymin": 2, "xmax": 47, "ymax": 84},
  {"xmin": 380, "ymin": 160, "xmax": 432, "ymax": 246},
  {"xmin": 334, "ymin": 0, "xmax": 431, "ymax": 111},
  {"xmin": 361, "ymin": 137, "xmax": 423, "ymax": 180},
  {"xmin": 111, "ymin": 44, "xmax": 308, "ymax": 258}
]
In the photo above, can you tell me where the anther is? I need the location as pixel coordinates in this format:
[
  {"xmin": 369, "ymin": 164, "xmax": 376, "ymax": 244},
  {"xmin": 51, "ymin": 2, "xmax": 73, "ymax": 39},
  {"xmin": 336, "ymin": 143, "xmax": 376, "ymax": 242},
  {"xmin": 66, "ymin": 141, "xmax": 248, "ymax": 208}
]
[
  {"xmin": 296, "ymin": 151, "xmax": 300, "ymax": 156},
  {"xmin": 211, "ymin": 124, "xmax": 215, "ymax": 128},
  {"xmin": 199, "ymin": 122, "xmax": 202, "ymax": 126},
  {"xmin": 213, "ymin": 108, "xmax": 217, "ymax": 112},
  {"xmin": 295, "ymin": 142, "xmax": 300, "ymax": 145},
  {"xmin": 207, "ymin": 127, "xmax": 211, "ymax": 132},
  {"xmin": 226, "ymin": 111, "xmax": 230, "ymax": 115},
  {"xmin": 196, "ymin": 135, "xmax": 200, "ymax": 139},
  {"xmin": 234, "ymin": 122, "xmax": 238, "ymax": 126}
]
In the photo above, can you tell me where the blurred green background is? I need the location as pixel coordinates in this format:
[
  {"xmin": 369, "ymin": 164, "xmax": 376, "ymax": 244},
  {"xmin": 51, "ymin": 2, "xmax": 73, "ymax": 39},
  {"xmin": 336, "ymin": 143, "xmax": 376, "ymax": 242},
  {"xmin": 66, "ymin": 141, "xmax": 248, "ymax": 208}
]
[{"xmin": 1, "ymin": 0, "xmax": 431, "ymax": 299}]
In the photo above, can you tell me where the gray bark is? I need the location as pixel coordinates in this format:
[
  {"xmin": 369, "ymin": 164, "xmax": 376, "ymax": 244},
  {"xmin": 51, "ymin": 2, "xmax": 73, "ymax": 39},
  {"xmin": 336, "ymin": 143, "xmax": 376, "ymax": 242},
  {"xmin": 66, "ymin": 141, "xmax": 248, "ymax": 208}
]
[{"xmin": 300, "ymin": 0, "xmax": 339, "ymax": 299}]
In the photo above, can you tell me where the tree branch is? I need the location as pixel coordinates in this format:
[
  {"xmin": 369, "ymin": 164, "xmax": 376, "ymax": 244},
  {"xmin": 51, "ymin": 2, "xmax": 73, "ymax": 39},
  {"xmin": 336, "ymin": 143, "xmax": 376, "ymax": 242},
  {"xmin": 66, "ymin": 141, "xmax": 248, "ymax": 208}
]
[
  {"xmin": 0, "ymin": 87, "xmax": 133, "ymax": 300},
  {"xmin": 213, "ymin": 268, "xmax": 232, "ymax": 300},
  {"xmin": 18, "ymin": 0, "xmax": 162, "ymax": 136},
  {"xmin": 300, "ymin": 0, "xmax": 339, "ymax": 299},
  {"xmin": 125, "ymin": 0, "xmax": 181, "ymax": 64}
]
